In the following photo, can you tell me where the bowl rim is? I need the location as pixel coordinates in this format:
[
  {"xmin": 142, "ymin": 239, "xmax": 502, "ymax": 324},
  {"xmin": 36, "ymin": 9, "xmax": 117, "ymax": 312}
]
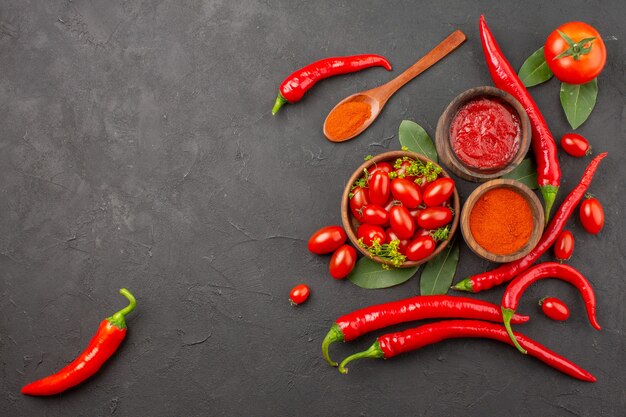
[
  {"xmin": 435, "ymin": 86, "xmax": 531, "ymax": 182},
  {"xmin": 341, "ymin": 150, "xmax": 460, "ymax": 268},
  {"xmin": 459, "ymin": 178, "xmax": 544, "ymax": 263}
]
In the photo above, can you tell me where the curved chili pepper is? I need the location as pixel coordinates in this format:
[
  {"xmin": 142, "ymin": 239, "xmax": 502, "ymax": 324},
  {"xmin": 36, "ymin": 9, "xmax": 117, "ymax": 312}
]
[
  {"xmin": 337, "ymin": 320, "xmax": 596, "ymax": 382},
  {"xmin": 502, "ymin": 262, "xmax": 600, "ymax": 354},
  {"xmin": 272, "ymin": 54, "xmax": 392, "ymax": 115},
  {"xmin": 453, "ymin": 152, "xmax": 607, "ymax": 293},
  {"xmin": 321, "ymin": 295, "xmax": 530, "ymax": 366},
  {"xmin": 21, "ymin": 289, "xmax": 136, "ymax": 396},
  {"xmin": 479, "ymin": 15, "xmax": 561, "ymax": 223}
]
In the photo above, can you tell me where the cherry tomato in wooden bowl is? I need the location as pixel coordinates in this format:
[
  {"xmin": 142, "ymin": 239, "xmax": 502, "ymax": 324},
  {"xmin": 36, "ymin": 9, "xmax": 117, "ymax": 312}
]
[
  {"xmin": 417, "ymin": 207, "xmax": 453, "ymax": 229},
  {"xmin": 389, "ymin": 205, "xmax": 415, "ymax": 240},
  {"xmin": 539, "ymin": 297, "xmax": 570, "ymax": 321},
  {"xmin": 390, "ymin": 178, "xmax": 422, "ymax": 208},
  {"xmin": 561, "ymin": 133, "xmax": 592, "ymax": 157},
  {"xmin": 356, "ymin": 224, "xmax": 386, "ymax": 247},
  {"xmin": 553, "ymin": 230, "xmax": 575, "ymax": 261},
  {"xmin": 289, "ymin": 284, "xmax": 310, "ymax": 306},
  {"xmin": 423, "ymin": 177, "xmax": 455, "ymax": 207},
  {"xmin": 368, "ymin": 170, "xmax": 390, "ymax": 206},
  {"xmin": 579, "ymin": 196, "xmax": 605, "ymax": 234},
  {"xmin": 405, "ymin": 235, "xmax": 436, "ymax": 262}
]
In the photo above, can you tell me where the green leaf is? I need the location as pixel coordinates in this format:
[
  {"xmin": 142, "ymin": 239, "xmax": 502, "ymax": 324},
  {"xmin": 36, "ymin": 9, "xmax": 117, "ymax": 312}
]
[
  {"xmin": 518, "ymin": 47, "xmax": 553, "ymax": 87},
  {"xmin": 348, "ymin": 257, "xmax": 419, "ymax": 289},
  {"xmin": 501, "ymin": 158, "xmax": 539, "ymax": 189},
  {"xmin": 420, "ymin": 240, "xmax": 459, "ymax": 295},
  {"xmin": 399, "ymin": 120, "xmax": 437, "ymax": 162},
  {"xmin": 560, "ymin": 79, "xmax": 598, "ymax": 129}
]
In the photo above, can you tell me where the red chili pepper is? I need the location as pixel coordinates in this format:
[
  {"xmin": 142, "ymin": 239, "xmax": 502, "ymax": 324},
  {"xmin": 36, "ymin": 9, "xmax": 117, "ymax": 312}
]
[
  {"xmin": 479, "ymin": 15, "xmax": 561, "ymax": 223},
  {"xmin": 337, "ymin": 320, "xmax": 596, "ymax": 382},
  {"xmin": 272, "ymin": 54, "xmax": 392, "ymax": 115},
  {"xmin": 321, "ymin": 295, "xmax": 529, "ymax": 366},
  {"xmin": 501, "ymin": 262, "xmax": 600, "ymax": 354},
  {"xmin": 21, "ymin": 289, "xmax": 136, "ymax": 396},
  {"xmin": 453, "ymin": 152, "xmax": 607, "ymax": 293}
]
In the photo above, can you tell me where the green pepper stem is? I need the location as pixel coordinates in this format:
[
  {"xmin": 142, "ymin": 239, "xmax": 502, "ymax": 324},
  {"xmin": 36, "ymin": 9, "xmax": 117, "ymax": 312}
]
[
  {"xmin": 107, "ymin": 288, "xmax": 137, "ymax": 329},
  {"xmin": 321, "ymin": 323, "xmax": 344, "ymax": 367},
  {"xmin": 451, "ymin": 278, "xmax": 473, "ymax": 292},
  {"xmin": 502, "ymin": 307, "xmax": 527, "ymax": 354},
  {"xmin": 540, "ymin": 185, "xmax": 559, "ymax": 226},
  {"xmin": 338, "ymin": 341, "xmax": 384, "ymax": 374},
  {"xmin": 272, "ymin": 94, "xmax": 288, "ymax": 115}
]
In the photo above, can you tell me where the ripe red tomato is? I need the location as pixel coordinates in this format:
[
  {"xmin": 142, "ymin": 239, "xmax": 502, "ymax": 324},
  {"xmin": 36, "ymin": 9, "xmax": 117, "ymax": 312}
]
[
  {"xmin": 561, "ymin": 133, "xmax": 591, "ymax": 157},
  {"xmin": 540, "ymin": 297, "xmax": 570, "ymax": 321},
  {"xmin": 544, "ymin": 22, "xmax": 606, "ymax": 84},
  {"xmin": 360, "ymin": 205, "xmax": 389, "ymax": 226},
  {"xmin": 423, "ymin": 178, "xmax": 455, "ymax": 207},
  {"xmin": 289, "ymin": 284, "xmax": 310, "ymax": 305},
  {"xmin": 405, "ymin": 235, "xmax": 436, "ymax": 262},
  {"xmin": 417, "ymin": 207, "xmax": 452, "ymax": 229},
  {"xmin": 579, "ymin": 197, "xmax": 604, "ymax": 234},
  {"xmin": 395, "ymin": 160, "xmax": 417, "ymax": 182},
  {"xmin": 413, "ymin": 228, "xmax": 432, "ymax": 239},
  {"xmin": 349, "ymin": 186, "xmax": 370, "ymax": 221},
  {"xmin": 391, "ymin": 178, "xmax": 422, "ymax": 208},
  {"xmin": 368, "ymin": 161, "xmax": 393, "ymax": 175},
  {"xmin": 389, "ymin": 205, "xmax": 415, "ymax": 240},
  {"xmin": 357, "ymin": 224, "xmax": 386, "ymax": 246},
  {"xmin": 554, "ymin": 230, "xmax": 575, "ymax": 261},
  {"xmin": 308, "ymin": 226, "xmax": 347, "ymax": 254},
  {"xmin": 385, "ymin": 228, "xmax": 410, "ymax": 254},
  {"xmin": 368, "ymin": 171, "xmax": 390, "ymax": 206},
  {"xmin": 329, "ymin": 245, "xmax": 357, "ymax": 279}
]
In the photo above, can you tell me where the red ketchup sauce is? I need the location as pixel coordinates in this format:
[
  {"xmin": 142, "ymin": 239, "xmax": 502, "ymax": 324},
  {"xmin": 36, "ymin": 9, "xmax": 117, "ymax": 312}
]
[{"xmin": 449, "ymin": 98, "xmax": 521, "ymax": 170}]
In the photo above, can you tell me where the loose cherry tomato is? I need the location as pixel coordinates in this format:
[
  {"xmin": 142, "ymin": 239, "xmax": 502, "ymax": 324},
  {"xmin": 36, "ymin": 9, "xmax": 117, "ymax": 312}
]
[
  {"xmin": 367, "ymin": 161, "xmax": 393, "ymax": 175},
  {"xmin": 357, "ymin": 224, "xmax": 386, "ymax": 246},
  {"xmin": 390, "ymin": 178, "xmax": 422, "ymax": 209},
  {"xmin": 385, "ymin": 228, "xmax": 410, "ymax": 254},
  {"xmin": 554, "ymin": 230, "xmax": 575, "ymax": 261},
  {"xmin": 359, "ymin": 204, "xmax": 389, "ymax": 226},
  {"xmin": 349, "ymin": 186, "xmax": 370, "ymax": 221},
  {"xmin": 561, "ymin": 133, "xmax": 591, "ymax": 157},
  {"xmin": 329, "ymin": 245, "xmax": 357, "ymax": 279},
  {"xmin": 544, "ymin": 22, "xmax": 606, "ymax": 84},
  {"xmin": 423, "ymin": 178, "xmax": 455, "ymax": 207},
  {"xmin": 405, "ymin": 235, "xmax": 436, "ymax": 262},
  {"xmin": 289, "ymin": 284, "xmax": 310, "ymax": 306},
  {"xmin": 368, "ymin": 171, "xmax": 390, "ymax": 206},
  {"xmin": 389, "ymin": 205, "xmax": 415, "ymax": 240},
  {"xmin": 579, "ymin": 196, "xmax": 605, "ymax": 234},
  {"xmin": 539, "ymin": 297, "xmax": 570, "ymax": 321},
  {"xmin": 307, "ymin": 226, "xmax": 347, "ymax": 254},
  {"xmin": 417, "ymin": 207, "xmax": 452, "ymax": 229}
]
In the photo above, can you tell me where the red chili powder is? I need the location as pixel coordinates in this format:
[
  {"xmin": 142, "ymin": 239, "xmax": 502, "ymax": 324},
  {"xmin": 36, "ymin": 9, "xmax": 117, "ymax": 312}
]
[
  {"xmin": 326, "ymin": 101, "xmax": 371, "ymax": 139},
  {"xmin": 469, "ymin": 188, "xmax": 533, "ymax": 255}
]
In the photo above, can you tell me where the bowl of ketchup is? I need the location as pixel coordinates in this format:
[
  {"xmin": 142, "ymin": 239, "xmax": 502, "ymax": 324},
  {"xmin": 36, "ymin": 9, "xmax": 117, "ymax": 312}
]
[{"xmin": 435, "ymin": 86, "xmax": 530, "ymax": 182}]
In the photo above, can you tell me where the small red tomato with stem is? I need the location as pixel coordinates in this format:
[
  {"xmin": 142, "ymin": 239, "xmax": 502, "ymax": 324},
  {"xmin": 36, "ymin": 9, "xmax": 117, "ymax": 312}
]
[
  {"xmin": 389, "ymin": 205, "xmax": 415, "ymax": 240},
  {"xmin": 359, "ymin": 205, "xmax": 389, "ymax": 226},
  {"xmin": 423, "ymin": 178, "xmax": 455, "ymax": 207},
  {"xmin": 308, "ymin": 226, "xmax": 347, "ymax": 254},
  {"xmin": 395, "ymin": 160, "xmax": 417, "ymax": 182},
  {"xmin": 390, "ymin": 178, "xmax": 422, "ymax": 209},
  {"xmin": 367, "ymin": 161, "xmax": 393, "ymax": 175},
  {"xmin": 329, "ymin": 245, "xmax": 357, "ymax": 279},
  {"xmin": 561, "ymin": 133, "xmax": 592, "ymax": 157},
  {"xmin": 554, "ymin": 230, "xmax": 575, "ymax": 261},
  {"xmin": 539, "ymin": 297, "xmax": 570, "ymax": 321},
  {"xmin": 417, "ymin": 207, "xmax": 452, "ymax": 229},
  {"xmin": 368, "ymin": 171, "xmax": 390, "ymax": 206},
  {"xmin": 579, "ymin": 196, "xmax": 605, "ymax": 234},
  {"xmin": 405, "ymin": 235, "xmax": 436, "ymax": 262},
  {"xmin": 357, "ymin": 224, "xmax": 386, "ymax": 246},
  {"xmin": 350, "ymin": 186, "xmax": 370, "ymax": 221},
  {"xmin": 385, "ymin": 228, "xmax": 410, "ymax": 254},
  {"xmin": 289, "ymin": 284, "xmax": 310, "ymax": 306}
]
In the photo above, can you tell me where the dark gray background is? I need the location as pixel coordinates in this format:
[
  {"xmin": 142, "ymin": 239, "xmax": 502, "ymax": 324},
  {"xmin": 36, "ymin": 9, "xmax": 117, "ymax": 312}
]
[{"xmin": 1, "ymin": 0, "xmax": 624, "ymax": 416}]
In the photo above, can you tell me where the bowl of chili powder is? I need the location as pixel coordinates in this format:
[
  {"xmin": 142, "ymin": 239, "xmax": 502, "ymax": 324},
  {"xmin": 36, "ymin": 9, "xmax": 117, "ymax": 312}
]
[{"xmin": 460, "ymin": 179, "xmax": 543, "ymax": 262}]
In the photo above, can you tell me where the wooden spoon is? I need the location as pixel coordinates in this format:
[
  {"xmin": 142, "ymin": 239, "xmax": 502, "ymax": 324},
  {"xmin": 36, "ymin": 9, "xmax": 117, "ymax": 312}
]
[{"xmin": 323, "ymin": 30, "xmax": 467, "ymax": 142}]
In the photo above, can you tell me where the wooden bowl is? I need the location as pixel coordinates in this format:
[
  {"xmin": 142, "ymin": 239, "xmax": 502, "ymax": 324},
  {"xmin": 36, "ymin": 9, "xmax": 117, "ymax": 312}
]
[
  {"xmin": 460, "ymin": 179, "xmax": 544, "ymax": 263},
  {"xmin": 435, "ymin": 86, "xmax": 531, "ymax": 182},
  {"xmin": 341, "ymin": 151, "xmax": 460, "ymax": 268}
]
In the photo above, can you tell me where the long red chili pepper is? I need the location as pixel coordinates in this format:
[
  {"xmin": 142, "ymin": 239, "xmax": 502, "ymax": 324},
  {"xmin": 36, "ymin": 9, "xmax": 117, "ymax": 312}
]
[
  {"xmin": 453, "ymin": 152, "xmax": 607, "ymax": 293},
  {"xmin": 337, "ymin": 320, "xmax": 596, "ymax": 382},
  {"xmin": 272, "ymin": 54, "xmax": 392, "ymax": 115},
  {"xmin": 321, "ymin": 295, "xmax": 530, "ymax": 366},
  {"xmin": 479, "ymin": 15, "xmax": 561, "ymax": 223},
  {"xmin": 21, "ymin": 289, "xmax": 136, "ymax": 396},
  {"xmin": 502, "ymin": 262, "xmax": 600, "ymax": 354}
]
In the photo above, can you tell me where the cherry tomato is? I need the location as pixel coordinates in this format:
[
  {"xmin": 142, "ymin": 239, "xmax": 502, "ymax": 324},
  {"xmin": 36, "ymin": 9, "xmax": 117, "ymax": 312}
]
[
  {"xmin": 289, "ymin": 284, "xmax": 310, "ymax": 306},
  {"xmin": 554, "ymin": 230, "xmax": 575, "ymax": 261},
  {"xmin": 579, "ymin": 197, "xmax": 605, "ymax": 234},
  {"xmin": 413, "ymin": 228, "xmax": 432, "ymax": 239},
  {"xmin": 308, "ymin": 226, "xmax": 347, "ymax": 254},
  {"xmin": 385, "ymin": 228, "xmax": 410, "ymax": 254},
  {"xmin": 357, "ymin": 224, "xmax": 386, "ymax": 246},
  {"xmin": 389, "ymin": 205, "xmax": 415, "ymax": 240},
  {"xmin": 395, "ymin": 160, "xmax": 417, "ymax": 182},
  {"xmin": 368, "ymin": 171, "xmax": 390, "ymax": 206},
  {"xmin": 359, "ymin": 204, "xmax": 389, "ymax": 226},
  {"xmin": 561, "ymin": 133, "xmax": 591, "ymax": 157},
  {"xmin": 417, "ymin": 207, "xmax": 452, "ymax": 229},
  {"xmin": 405, "ymin": 235, "xmax": 436, "ymax": 262},
  {"xmin": 349, "ymin": 186, "xmax": 370, "ymax": 221},
  {"xmin": 390, "ymin": 178, "xmax": 422, "ymax": 209},
  {"xmin": 544, "ymin": 22, "xmax": 606, "ymax": 84},
  {"xmin": 540, "ymin": 297, "xmax": 570, "ymax": 321},
  {"xmin": 367, "ymin": 161, "xmax": 393, "ymax": 175},
  {"xmin": 329, "ymin": 245, "xmax": 357, "ymax": 279},
  {"xmin": 423, "ymin": 178, "xmax": 455, "ymax": 207}
]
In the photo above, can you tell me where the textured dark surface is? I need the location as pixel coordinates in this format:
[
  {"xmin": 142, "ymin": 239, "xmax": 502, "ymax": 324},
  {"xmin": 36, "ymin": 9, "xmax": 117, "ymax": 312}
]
[{"xmin": 1, "ymin": 1, "xmax": 625, "ymax": 416}]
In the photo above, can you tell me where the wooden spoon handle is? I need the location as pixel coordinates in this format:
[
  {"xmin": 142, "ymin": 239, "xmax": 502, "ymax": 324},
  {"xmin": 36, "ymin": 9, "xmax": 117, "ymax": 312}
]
[{"xmin": 378, "ymin": 30, "xmax": 467, "ymax": 101}]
